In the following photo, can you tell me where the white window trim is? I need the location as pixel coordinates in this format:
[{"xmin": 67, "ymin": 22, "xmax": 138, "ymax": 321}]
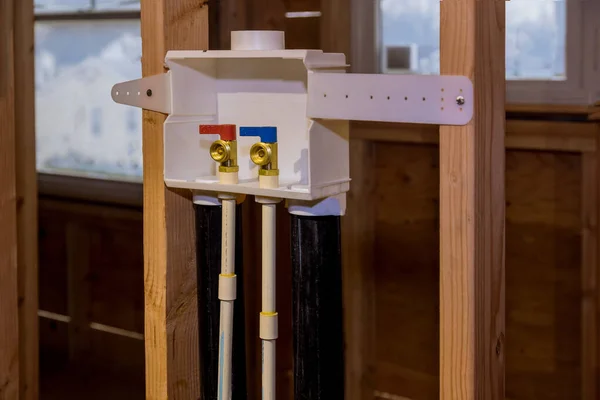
[{"xmin": 353, "ymin": 0, "xmax": 600, "ymax": 106}]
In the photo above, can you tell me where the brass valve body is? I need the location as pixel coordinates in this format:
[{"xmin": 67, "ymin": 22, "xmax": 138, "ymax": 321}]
[
  {"xmin": 250, "ymin": 142, "xmax": 279, "ymax": 176},
  {"xmin": 210, "ymin": 139, "xmax": 239, "ymax": 173}
]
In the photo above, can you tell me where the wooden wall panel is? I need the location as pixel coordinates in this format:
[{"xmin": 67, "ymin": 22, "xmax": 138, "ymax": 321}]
[
  {"xmin": 505, "ymin": 152, "xmax": 582, "ymax": 400},
  {"xmin": 285, "ymin": 0, "xmax": 320, "ymax": 11},
  {"xmin": 369, "ymin": 143, "xmax": 582, "ymax": 400},
  {"xmin": 39, "ymin": 318, "xmax": 69, "ymax": 369},
  {"xmin": 284, "ymin": 17, "xmax": 320, "ymax": 49},
  {"xmin": 581, "ymin": 152, "xmax": 598, "ymax": 400},
  {"xmin": 39, "ymin": 211, "xmax": 69, "ymax": 315},
  {"xmin": 38, "ymin": 198, "xmax": 145, "ymax": 395},
  {"xmin": 39, "ymin": 199, "xmax": 144, "ymax": 334},
  {"xmin": 88, "ymin": 220, "xmax": 144, "ymax": 333},
  {"xmin": 372, "ymin": 143, "xmax": 439, "ymax": 400},
  {"xmin": 42, "ymin": 320, "xmax": 145, "ymax": 378}
]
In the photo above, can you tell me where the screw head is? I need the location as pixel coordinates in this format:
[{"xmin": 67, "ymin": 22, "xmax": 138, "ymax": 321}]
[
  {"xmin": 146, "ymin": 89, "xmax": 153, "ymax": 97},
  {"xmin": 456, "ymin": 96, "xmax": 465, "ymax": 106}
]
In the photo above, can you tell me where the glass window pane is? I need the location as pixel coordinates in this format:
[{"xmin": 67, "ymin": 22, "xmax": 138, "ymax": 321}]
[
  {"xmin": 506, "ymin": 0, "xmax": 566, "ymax": 79},
  {"xmin": 96, "ymin": 0, "xmax": 140, "ymax": 11},
  {"xmin": 379, "ymin": 0, "xmax": 567, "ymax": 80},
  {"xmin": 35, "ymin": 0, "xmax": 91, "ymax": 13},
  {"xmin": 35, "ymin": 20, "xmax": 143, "ymax": 179}
]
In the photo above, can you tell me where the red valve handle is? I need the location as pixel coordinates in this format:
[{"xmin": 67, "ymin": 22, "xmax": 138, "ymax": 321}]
[{"xmin": 199, "ymin": 124, "xmax": 237, "ymax": 141}]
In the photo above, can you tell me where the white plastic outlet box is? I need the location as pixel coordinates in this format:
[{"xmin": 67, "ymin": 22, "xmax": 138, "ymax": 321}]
[{"xmin": 112, "ymin": 30, "xmax": 473, "ymax": 201}]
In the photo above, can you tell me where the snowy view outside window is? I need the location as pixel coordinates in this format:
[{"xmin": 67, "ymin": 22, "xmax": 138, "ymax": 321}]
[
  {"xmin": 34, "ymin": 0, "xmax": 567, "ymax": 180},
  {"xmin": 380, "ymin": 0, "xmax": 566, "ymax": 79},
  {"xmin": 35, "ymin": 1, "xmax": 143, "ymax": 180}
]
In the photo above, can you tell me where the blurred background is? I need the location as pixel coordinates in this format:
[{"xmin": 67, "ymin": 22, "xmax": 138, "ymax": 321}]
[
  {"xmin": 31, "ymin": 1, "xmax": 599, "ymax": 400},
  {"xmin": 35, "ymin": 0, "xmax": 566, "ymax": 179}
]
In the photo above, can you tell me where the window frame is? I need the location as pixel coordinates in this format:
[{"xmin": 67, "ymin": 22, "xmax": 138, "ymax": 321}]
[{"xmin": 355, "ymin": 0, "xmax": 600, "ymax": 105}]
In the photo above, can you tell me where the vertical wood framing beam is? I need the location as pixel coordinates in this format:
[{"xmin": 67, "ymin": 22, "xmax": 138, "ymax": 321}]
[
  {"xmin": 582, "ymin": 149, "xmax": 599, "ymax": 400},
  {"xmin": 141, "ymin": 1, "xmax": 208, "ymax": 399},
  {"xmin": 13, "ymin": 0, "xmax": 38, "ymax": 399},
  {"xmin": 322, "ymin": 2, "xmax": 376, "ymax": 399},
  {"xmin": 439, "ymin": 1, "xmax": 506, "ymax": 399},
  {"xmin": 341, "ymin": 140, "xmax": 376, "ymax": 400},
  {"xmin": 320, "ymin": 0, "xmax": 351, "ymax": 56},
  {"xmin": 0, "ymin": 0, "xmax": 20, "ymax": 398},
  {"xmin": 214, "ymin": 0, "xmax": 248, "ymax": 50}
]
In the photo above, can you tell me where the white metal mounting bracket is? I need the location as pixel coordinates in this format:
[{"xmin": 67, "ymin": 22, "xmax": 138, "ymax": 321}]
[
  {"xmin": 112, "ymin": 72, "xmax": 171, "ymax": 114},
  {"xmin": 112, "ymin": 71, "xmax": 473, "ymax": 125},
  {"xmin": 307, "ymin": 73, "xmax": 473, "ymax": 125}
]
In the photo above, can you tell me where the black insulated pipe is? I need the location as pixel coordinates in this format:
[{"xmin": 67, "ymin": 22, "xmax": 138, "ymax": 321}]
[
  {"xmin": 290, "ymin": 214, "xmax": 345, "ymax": 400},
  {"xmin": 195, "ymin": 203, "xmax": 248, "ymax": 399}
]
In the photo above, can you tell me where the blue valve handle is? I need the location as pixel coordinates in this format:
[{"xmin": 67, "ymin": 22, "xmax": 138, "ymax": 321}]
[{"xmin": 239, "ymin": 126, "xmax": 278, "ymax": 143}]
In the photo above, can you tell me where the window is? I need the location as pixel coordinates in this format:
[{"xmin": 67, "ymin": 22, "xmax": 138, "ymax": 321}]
[
  {"xmin": 90, "ymin": 107, "xmax": 102, "ymax": 136},
  {"xmin": 359, "ymin": 0, "xmax": 600, "ymax": 104},
  {"xmin": 35, "ymin": 1, "xmax": 143, "ymax": 180}
]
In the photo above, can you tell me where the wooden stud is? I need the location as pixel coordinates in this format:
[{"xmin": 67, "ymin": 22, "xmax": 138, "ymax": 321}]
[
  {"xmin": 13, "ymin": 0, "xmax": 38, "ymax": 398},
  {"xmin": 320, "ymin": 0, "xmax": 351, "ymax": 56},
  {"xmin": 141, "ymin": 1, "xmax": 209, "ymax": 399},
  {"xmin": 0, "ymin": 0, "xmax": 20, "ymax": 398},
  {"xmin": 215, "ymin": 0, "xmax": 248, "ymax": 50},
  {"xmin": 341, "ymin": 139, "xmax": 376, "ymax": 400},
  {"xmin": 439, "ymin": 1, "xmax": 506, "ymax": 399},
  {"xmin": 582, "ymin": 150, "xmax": 599, "ymax": 400},
  {"xmin": 321, "ymin": 3, "xmax": 376, "ymax": 399}
]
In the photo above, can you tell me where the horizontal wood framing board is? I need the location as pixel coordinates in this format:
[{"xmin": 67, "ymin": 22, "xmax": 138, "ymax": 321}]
[
  {"xmin": 506, "ymin": 103, "xmax": 599, "ymax": 117},
  {"xmin": 38, "ymin": 173, "xmax": 143, "ymax": 208},
  {"xmin": 36, "ymin": 120, "xmax": 600, "ymax": 213},
  {"xmin": 590, "ymin": 102, "xmax": 600, "ymax": 120},
  {"xmin": 351, "ymin": 120, "xmax": 598, "ymax": 152}
]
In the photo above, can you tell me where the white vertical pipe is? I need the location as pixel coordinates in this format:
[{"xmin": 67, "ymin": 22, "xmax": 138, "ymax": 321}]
[
  {"xmin": 218, "ymin": 198, "xmax": 236, "ymax": 400},
  {"xmin": 262, "ymin": 204, "xmax": 276, "ymax": 312},
  {"xmin": 262, "ymin": 340, "xmax": 276, "ymax": 400},
  {"xmin": 262, "ymin": 203, "xmax": 277, "ymax": 400}
]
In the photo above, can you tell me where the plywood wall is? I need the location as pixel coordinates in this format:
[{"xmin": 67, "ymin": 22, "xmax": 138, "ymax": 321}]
[
  {"xmin": 37, "ymin": 143, "xmax": 590, "ymax": 400},
  {"xmin": 38, "ymin": 198, "xmax": 144, "ymax": 384},
  {"xmin": 369, "ymin": 143, "xmax": 583, "ymax": 400}
]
